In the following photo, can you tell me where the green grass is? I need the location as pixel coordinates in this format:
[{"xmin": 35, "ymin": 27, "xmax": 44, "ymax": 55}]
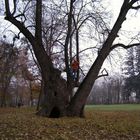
[
  {"xmin": 86, "ymin": 104, "xmax": 140, "ymax": 111},
  {"xmin": 0, "ymin": 105, "xmax": 140, "ymax": 140}
]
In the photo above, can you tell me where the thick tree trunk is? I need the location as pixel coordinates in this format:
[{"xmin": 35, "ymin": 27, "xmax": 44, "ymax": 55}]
[{"xmin": 37, "ymin": 68, "xmax": 70, "ymax": 117}]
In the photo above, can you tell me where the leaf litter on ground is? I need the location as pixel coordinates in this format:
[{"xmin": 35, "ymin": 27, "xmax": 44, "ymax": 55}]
[{"xmin": 0, "ymin": 107, "xmax": 140, "ymax": 140}]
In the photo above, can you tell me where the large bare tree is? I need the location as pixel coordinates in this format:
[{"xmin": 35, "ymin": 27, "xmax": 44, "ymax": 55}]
[{"xmin": 4, "ymin": 0, "xmax": 140, "ymax": 117}]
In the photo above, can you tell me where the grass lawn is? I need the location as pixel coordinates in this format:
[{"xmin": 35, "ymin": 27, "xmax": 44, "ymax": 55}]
[
  {"xmin": 86, "ymin": 104, "xmax": 140, "ymax": 111},
  {"xmin": 0, "ymin": 104, "xmax": 140, "ymax": 140}
]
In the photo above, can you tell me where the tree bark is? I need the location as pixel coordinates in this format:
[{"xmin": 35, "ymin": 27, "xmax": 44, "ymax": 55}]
[{"xmin": 36, "ymin": 68, "xmax": 70, "ymax": 117}]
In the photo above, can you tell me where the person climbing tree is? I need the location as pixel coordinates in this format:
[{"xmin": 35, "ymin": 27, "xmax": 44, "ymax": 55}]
[{"xmin": 71, "ymin": 58, "xmax": 79, "ymax": 81}]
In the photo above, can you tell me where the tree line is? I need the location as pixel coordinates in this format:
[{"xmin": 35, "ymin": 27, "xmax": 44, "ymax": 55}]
[
  {"xmin": 88, "ymin": 46, "xmax": 140, "ymax": 105},
  {"xmin": 0, "ymin": 40, "xmax": 40, "ymax": 107}
]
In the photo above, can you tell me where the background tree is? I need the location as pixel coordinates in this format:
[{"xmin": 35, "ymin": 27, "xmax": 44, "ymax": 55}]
[
  {"xmin": 135, "ymin": 46, "xmax": 140, "ymax": 103},
  {"xmin": 87, "ymin": 75, "xmax": 123, "ymax": 104},
  {"xmin": 123, "ymin": 48, "xmax": 135, "ymax": 103},
  {"xmin": 0, "ymin": 40, "xmax": 18, "ymax": 107},
  {"xmin": 0, "ymin": 37, "xmax": 40, "ymax": 107},
  {"xmin": 123, "ymin": 46, "xmax": 140, "ymax": 103}
]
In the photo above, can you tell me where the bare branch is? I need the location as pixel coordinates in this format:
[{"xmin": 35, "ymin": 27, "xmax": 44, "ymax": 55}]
[
  {"xmin": 79, "ymin": 67, "xmax": 86, "ymax": 77},
  {"xmin": 110, "ymin": 43, "xmax": 140, "ymax": 51},
  {"xmin": 129, "ymin": 0, "xmax": 139, "ymax": 5},
  {"xmin": 96, "ymin": 68, "xmax": 108, "ymax": 79},
  {"xmin": 77, "ymin": 15, "xmax": 91, "ymax": 31},
  {"xmin": 28, "ymin": 44, "xmax": 41, "ymax": 73},
  {"xmin": 79, "ymin": 46, "xmax": 96, "ymax": 55},
  {"xmin": 131, "ymin": 5, "xmax": 140, "ymax": 10},
  {"xmin": 5, "ymin": 0, "xmax": 11, "ymax": 15},
  {"xmin": 51, "ymin": 50, "xmax": 64, "ymax": 56},
  {"xmin": 72, "ymin": 46, "xmax": 97, "ymax": 59},
  {"xmin": 12, "ymin": 0, "xmax": 17, "ymax": 15},
  {"xmin": 129, "ymin": 0, "xmax": 140, "ymax": 10}
]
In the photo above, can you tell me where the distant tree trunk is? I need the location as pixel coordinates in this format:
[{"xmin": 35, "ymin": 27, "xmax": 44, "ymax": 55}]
[
  {"xmin": 36, "ymin": 80, "xmax": 44, "ymax": 111},
  {"xmin": 29, "ymin": 81, "xmax": 33, "ymax": 106},
  {"xmin": 136, "ymin": 90, "xmax": 140, "ymax": 103},
  {"xmin": 116, "ymin": 80, "xmax": 121, "ymax": 104},
  {"xmin": 0, "ymin": 88, "xmax": 7, "ymax": 107}
]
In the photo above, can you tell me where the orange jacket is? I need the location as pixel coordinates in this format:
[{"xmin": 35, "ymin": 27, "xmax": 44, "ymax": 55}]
[{"xmin": 71, "ymin": 60, "xmax": 79, "ymax": 70}]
